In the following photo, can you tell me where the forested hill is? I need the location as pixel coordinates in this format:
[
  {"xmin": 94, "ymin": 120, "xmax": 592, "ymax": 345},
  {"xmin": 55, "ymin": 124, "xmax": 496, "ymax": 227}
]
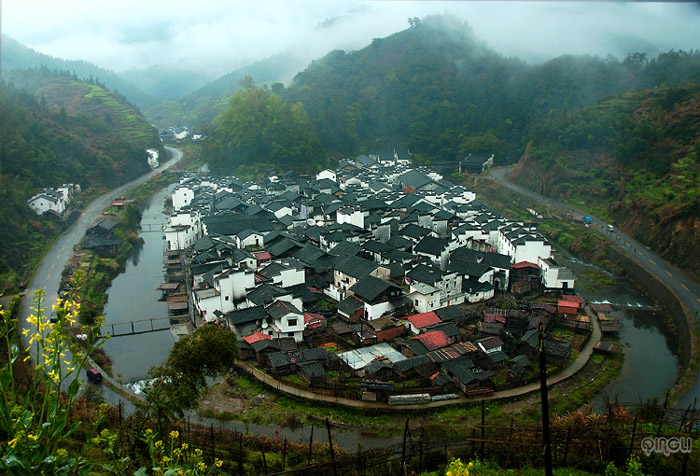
[
  {"xmin": 3, "ymin": 68, "xmax": 164, "ymax": 153},
  {"xmin": 0, "ymin": 81, "xmax": 153, "ymax": 291},
  {"xmin": 270, "ymin": 15, "xmax": 700, "ymax": 163},
  {"xmin": 509, "ymin": 84, "xmax": 700, "ymax": 280},
  {"xmin": 1, "ymin": 34, "xmax": 156, "ymax": 110},
  {"xmin": 145, "ymin": 53, "xmax": 306, "ymax": 128}
]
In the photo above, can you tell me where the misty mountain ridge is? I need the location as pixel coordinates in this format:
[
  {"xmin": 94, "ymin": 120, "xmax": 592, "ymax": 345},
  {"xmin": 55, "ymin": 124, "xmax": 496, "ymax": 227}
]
[
  {"xmin": 144, "ymin": 52, "xmax": 309, "ymax": 127},
  {"xmin": 1, "ymin": 34, "xmax": 158, "ymax": 111},
  {"xmin": 3, "ymin": 67, "xmax": 164, "ymax": 152}
]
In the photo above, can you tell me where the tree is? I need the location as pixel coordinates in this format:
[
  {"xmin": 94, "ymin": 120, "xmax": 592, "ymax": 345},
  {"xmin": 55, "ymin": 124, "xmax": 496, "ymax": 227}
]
[{"xmin": 141, "ymin": 325, "xmax": 239, "ymax": 424}]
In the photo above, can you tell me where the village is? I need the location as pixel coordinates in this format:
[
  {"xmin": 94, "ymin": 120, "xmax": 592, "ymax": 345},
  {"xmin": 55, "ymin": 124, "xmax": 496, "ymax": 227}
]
[{"xmin": 144, "ymin": 150, "xmax": 619, "ymax": 404}]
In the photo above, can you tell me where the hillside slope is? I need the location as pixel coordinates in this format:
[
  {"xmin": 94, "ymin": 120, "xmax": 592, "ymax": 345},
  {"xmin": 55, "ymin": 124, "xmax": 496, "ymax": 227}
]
[
  {"xmin": 0, "ymin": 81, "xmax": 154, "ymax": 292},
  {"xmin": 277, "ymin": 16, "xmax": 700, "ymax": 163},
  {"xmin": 4, "ymin": 68, "xmax": 164, "ymax": 153},
  {"xmin": 509, "ymin": 85, "xmax": 700, "ymax": 279},
  {"xmin": 145, "ymin": 53, "xmax": 306, "ymax": 127},
  {"xmin": 1, "ymin": 34, "xmax": 156, "ymax": 110}
]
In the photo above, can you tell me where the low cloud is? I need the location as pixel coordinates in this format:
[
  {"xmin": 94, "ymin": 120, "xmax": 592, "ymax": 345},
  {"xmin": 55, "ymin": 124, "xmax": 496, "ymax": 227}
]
[{"xmin": 4, "ymin": 1, "xmax": 700, "ymax": 76}]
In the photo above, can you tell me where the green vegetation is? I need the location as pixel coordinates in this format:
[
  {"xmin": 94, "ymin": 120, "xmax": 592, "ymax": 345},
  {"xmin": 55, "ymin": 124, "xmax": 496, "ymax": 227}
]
[
  {"xmin": 203, "ymin": 84, "xmax": 328, "ymax": 176},
  {"xmin": 512, "ymin": 84, "xmax": 700, "ymax": 280},
  {"xmin": 0, "ymin": 81, "xmax": 155, "ymax": 294}
]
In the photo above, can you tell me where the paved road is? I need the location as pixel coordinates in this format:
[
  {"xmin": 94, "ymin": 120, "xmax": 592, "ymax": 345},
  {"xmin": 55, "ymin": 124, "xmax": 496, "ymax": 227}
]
[
  {"xmin": 19, "ymin": 146, "xmax": 183, "ymax": 408},
  {"xmin": 490, "ymin": 166, "xmax": 700, "ymax": 408},
  {"xmin": 235, "ymin": 312, "xmax": 601, "ymax": 409}
]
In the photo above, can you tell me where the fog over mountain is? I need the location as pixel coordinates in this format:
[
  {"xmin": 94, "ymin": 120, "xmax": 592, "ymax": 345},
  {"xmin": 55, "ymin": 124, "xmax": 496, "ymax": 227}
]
[{"xmin": 4, "ymin": 1, "xmax": 700, "ymax": 83}]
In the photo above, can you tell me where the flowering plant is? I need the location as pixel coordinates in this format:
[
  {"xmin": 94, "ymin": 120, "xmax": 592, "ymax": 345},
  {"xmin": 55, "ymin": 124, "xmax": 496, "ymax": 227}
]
[{"xmin": 0, "ymin": 284, "xmax": 107, "ymax": 474}]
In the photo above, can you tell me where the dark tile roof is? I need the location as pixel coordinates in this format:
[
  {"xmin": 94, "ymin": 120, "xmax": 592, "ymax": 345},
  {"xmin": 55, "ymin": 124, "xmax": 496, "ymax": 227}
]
[
  {"xmin": 227, "ymin": 305, "xmax": 266, "ymax": 325},
  {"xmin": 400, "ymin": 224, "xmax": 432, "ymax": 240},
  {"xmin": 435, "ymin": 306, "xmax": 463, "ymax": 321},
  {"xmin": 337, "ymin": 295, "xmax": 364, "ymax": 316},
  {"xmin": 414, "ymin": 236, "xmax": 449, "ymax": 256},
  {"xmin": 328, "ymin": 240, "xmax": 363, "ymax": 258},
  {"xmin": 247, "ymin": 283, "xmax": 288, "ymax": 306},
  {"xmin": 349, "ymin": 276, "xmax": 401, "ymax": 302},
  {"xmin": 407, "ymin": 263, "xmax": 443, "ymax": 285},
  {"xmin": 334, "ymin": 255, "xmax": 378, "ymax": 279}
]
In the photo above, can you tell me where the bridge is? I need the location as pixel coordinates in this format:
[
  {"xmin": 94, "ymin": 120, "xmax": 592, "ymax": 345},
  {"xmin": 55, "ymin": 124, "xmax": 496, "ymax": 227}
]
[
  {"xmin": 141, "ymin": 223, "xmax": 168, "ymax": 233},
  {"xmin": 101, "ymin": 317, "xmax": 174, "ymax": 337}
]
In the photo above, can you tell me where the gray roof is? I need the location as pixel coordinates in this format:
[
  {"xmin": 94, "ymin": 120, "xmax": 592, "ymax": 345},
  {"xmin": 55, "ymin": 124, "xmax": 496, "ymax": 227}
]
[
  {"xmin": 227, "ymin": 305, "xmax": 266, "ymax": 325},
  {"xmin": 334, "ymin": 255, "xmax": 379, "ymax": 279}
]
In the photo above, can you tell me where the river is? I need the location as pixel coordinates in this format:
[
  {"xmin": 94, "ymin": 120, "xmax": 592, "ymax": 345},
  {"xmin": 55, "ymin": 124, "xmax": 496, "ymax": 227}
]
[
  {"xmin": 556, "ymin": 253, "xmax": 679, "ymax": 410},
  {"xmin": 101, "ymin": 186, "xmax": 175, "ymax": 383}
]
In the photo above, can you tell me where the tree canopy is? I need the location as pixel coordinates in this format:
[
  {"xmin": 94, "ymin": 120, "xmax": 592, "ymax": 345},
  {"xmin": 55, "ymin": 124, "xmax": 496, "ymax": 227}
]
[{"xmin": 203, "ymin": 86, "xmax": 326, "ymax": 176}]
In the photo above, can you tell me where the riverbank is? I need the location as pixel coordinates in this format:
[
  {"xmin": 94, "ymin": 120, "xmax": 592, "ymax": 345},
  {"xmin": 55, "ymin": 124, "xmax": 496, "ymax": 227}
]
[{"xmin": 484, "ymin": 167, "xmax": 700, "ymax": 409}]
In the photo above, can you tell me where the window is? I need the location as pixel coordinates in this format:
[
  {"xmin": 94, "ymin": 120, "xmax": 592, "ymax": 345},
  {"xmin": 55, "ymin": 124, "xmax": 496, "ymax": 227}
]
[
  {"xmin": 225, "ymin": 296, "xmax": 229, "ymax": 301},
  {"xmin": 287, "ymin": 332, "xmax": 295, "ymax": 337},
  {"xmin": 288, "ymin": 318, "xmax": 298, "ymax": 327}
]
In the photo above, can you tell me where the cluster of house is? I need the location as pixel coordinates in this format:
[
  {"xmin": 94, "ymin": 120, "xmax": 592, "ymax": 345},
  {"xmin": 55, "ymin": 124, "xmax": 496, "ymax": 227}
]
[
  {"xmin": 27, "ymin": 183, "xmax": 80, "ymax": 218},
  {"xmin": 162, "ymin": 150, "xmax": 580, "ymax": 398},
  {"xmin": 159, "ymin": 126, "xmax": 204, "ymax": 142}
]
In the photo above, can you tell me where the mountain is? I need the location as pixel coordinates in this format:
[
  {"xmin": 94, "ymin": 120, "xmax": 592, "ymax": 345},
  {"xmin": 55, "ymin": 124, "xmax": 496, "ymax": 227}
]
[
  {"xmin": 1, "ymin": 34, "xmax": 157, "ymax": 111},
  {"xmin": 119, "ymin": 65, "xmax": 214, "ymax": 102},
  {"xmin": 274, "ymin": 15, "xmax": 700, "ymax": 164},
  {"xmin": 0, "ymin": 81, "xmax": 154, "ymax": 292},
  {"xmin": 509, "ymin": 84, "xmax": 700, "ymax": 280},
  {"xmin": 144, "ymin": 53, "xmax": 308, "ymax": 127},
  {"xmin": 3, "ymin": 68, "xmax": 164, "ymax": 152}
]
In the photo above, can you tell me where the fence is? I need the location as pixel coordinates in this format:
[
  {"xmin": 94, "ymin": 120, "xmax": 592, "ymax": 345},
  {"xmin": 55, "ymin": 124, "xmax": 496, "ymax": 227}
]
[{"xmin": 159, "ymin": 401, "xmax": 700, "ymax": 475}]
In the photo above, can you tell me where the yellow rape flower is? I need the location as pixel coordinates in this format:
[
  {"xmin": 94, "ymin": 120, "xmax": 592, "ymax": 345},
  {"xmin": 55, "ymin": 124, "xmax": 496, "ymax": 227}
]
[
  {"xmin": 169, "ymin": 430, "xmax": 179, "ymax": 440},
  {"xmin": 215, "ymin": 459, "xmax": 223, "ymax": 468}
]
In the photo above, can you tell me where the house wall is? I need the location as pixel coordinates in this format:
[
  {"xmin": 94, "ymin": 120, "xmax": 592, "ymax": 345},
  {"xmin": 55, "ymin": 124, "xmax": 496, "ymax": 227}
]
[
  {"xmin": 165, "ymin": 226, "xmax": 198, "ymax": 251},
  {"xmin": 375, "ymin": 325, "xmax": 405, "ymax": 343},
  {"xmin": 273, "ymin": 312, "xmax": 305, "ymax": 342},
  {"xmin": 172, "ymin": 187, "xmax": 195, "ymax": 211},
  {"xmin": 365, "ymin": 301, "xmax": 395, "ymax": 320},
  {"xmin": 409, "ymin": 289, "xmax": 440, "ymax": 314},
  {"xmin": 280, "ymin": 267, "xmax": 305, "ymax": 288}
]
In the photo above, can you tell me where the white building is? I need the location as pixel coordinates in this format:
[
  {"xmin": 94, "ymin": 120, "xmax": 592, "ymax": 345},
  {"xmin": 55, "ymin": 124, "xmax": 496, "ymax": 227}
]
[
  {"xmin": 172, "ymin": 186, "xmax": 196, "ymax": 211},
  {"xmin": 538, "ymin": 257, "xmax": 576, "ymax": 290},
  {"xmin": 316, "ymin": 169, "xmax": 337, "ymax": 183},
  {"xmin": 27, "ymin": 189, "xmax": 66, "ymax": 217}
]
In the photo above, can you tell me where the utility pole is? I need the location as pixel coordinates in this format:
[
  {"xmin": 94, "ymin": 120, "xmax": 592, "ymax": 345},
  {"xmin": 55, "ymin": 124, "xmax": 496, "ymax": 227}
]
[{"xmin": 539, "ymin": 322, "xmax": 553, "ymax": 476}]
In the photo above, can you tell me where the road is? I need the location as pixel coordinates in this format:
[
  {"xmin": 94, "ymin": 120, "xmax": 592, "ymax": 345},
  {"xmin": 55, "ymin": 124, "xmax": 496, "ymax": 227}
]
[
  {"xmin": 19, "ymin": 146, "xmax": 183, "ymax": 408},
  {"xmin": 490, "ymin": 166, "xmax": 700, "ymax": 408}
]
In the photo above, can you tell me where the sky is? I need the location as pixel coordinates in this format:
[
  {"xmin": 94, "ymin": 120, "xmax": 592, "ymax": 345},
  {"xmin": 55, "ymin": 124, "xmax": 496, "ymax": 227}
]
[{"xmin": 3, "ymin": 1, "xmax": 700, "ymax": 79}]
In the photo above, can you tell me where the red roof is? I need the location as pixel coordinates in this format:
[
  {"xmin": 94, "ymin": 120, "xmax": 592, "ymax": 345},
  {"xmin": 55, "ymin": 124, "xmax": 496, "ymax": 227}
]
[
  {"xmin": 304, "ymin": 312, "xmax": 325, "ymax": 329},
  {"xmin": 558, "ymin": 300, "xmax": 580, "ymax": 309},
  {"xmin": 561, "ymin": 294, "xmax": 584, "ymax": 304},
  {"xmin": 242, "ymin": 332, "xmax": 271, "ymax": 345},
  {"xmin": 412, "ymin": 330, "xmax": 452, "ymax": 351},
  {"xmin": 406, "ymin": 312, "xmax": 442, "ymax": 329},
  {"xmin": 484, "ymin": 313, "xmax": 507, "ymax": 324},
  {"xmin": 512, "ymin": 261, "xmax": 540, "ymax": 269},
  {"xmin": 253, "ymin": 251, "xmax": 271, "ymax": 261}
]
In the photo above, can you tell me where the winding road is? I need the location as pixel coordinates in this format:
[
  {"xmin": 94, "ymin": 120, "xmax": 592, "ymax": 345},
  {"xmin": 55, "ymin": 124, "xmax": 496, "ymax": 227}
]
[
  {"xmin": 19, "ymin": 146, "xmax": 183, "ymax": 407},
  {"xmin": 490, "ymin": 166, "xmax": 700, "ymax": 408}
]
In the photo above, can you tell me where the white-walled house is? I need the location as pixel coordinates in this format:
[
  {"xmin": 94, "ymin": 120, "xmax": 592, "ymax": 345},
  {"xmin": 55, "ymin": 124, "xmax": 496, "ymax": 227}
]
[
  {"xmin": 192, "ymin": 267, "xmax": 256, "ymax": 321},
  {"xmin": 316, "ymin": 169, "xmax": 337, "ymax": 183},
  {"xmin": 236, "ymin": 229, "xmax": 265, "ymax": 249},
  {"xmin": 264, "ymin": 300, "xmax": 305, "ymax": 342},
  {"xmin": 538, "ymin": 257, "xmax": 576, "ymax": 290},
  {"xmin": 28, "ymin": 189, "xmax": 66, "ymax": 217},
  {"xmin": 165, "ymin": 225, "xmax": 199, "ymax": 251},
  {"xmin": 498, "ymin": 226, "xmax": 552, "ymax": 264},
  {"xmin": 337, "ymin": 207, "xmax": 365, "ymax": 229},
  {"xmin": 172, "ymin": 186, "xmax": 196, "ymax": 211}
]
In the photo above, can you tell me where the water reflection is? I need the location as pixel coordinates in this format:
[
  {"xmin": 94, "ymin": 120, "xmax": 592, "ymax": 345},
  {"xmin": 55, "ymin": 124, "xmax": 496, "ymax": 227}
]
[{"xmin": 102, "ymin": 187, "xmax": 174, "ymax": 383}]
